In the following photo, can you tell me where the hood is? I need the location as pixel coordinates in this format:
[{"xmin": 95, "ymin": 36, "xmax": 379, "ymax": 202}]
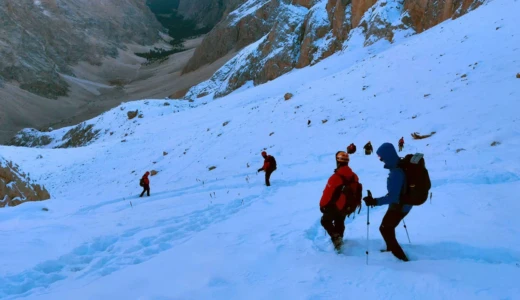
[
  {"xmin": 376, "ymin": 143, "xmax": 400, "ymax": 169},
  {"xmin": 144, "ymin": 172, "xmax": 150, "ymax": 176}
]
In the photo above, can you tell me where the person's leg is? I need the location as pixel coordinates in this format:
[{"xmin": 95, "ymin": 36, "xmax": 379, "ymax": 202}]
[
  {"xmin": 321, "ymin": 213, "xmax": 336, "ymax": 238},
  {"xmin": 146, "ymin": 185, "xmax": 150, "ymax": 196},
  {"xmin": 140, "ymin": 187, "xmax": 145, "ymax": 197},
  {"xmin": 380, "ymin": 208, "xmax": 408, "ymax": 261},
  {"xmin": 265, "ymin": 170, "xmax": 272, "ymax": 186},
  {"xmin": 334, "ymin": 214, "xmax": 347, "ymax": 238}
]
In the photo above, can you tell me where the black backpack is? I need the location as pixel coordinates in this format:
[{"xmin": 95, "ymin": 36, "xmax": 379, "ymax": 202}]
[
  {"xmin": 398, "ymin": 153, "xmax": 431, "ymax": 206},
  {"xmin": 139, "ymin": 178, "xmax": 145, "ymax": 187},
  {"xmin": 269, "ymin": 155, "xmax": 277, "ymax": 170}
]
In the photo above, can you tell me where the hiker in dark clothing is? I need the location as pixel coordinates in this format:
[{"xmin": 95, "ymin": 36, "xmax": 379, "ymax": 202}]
[
  {"xmin": 398, "ymin": 137, "xmax": 404, "ymax": 152},
  {"xmin": 347, "ymin": 143, "xmax": 357, "ymax": 154},
  {"xmin": 363, "ymin": 143, "xmax": 411, "ymax": 261},
  {"xmin": 319, "ymin": 151, "xmax": 362, "ymax": 250},
  {"xmin": 258, "ymin": 151, "xmax": 276, "ymax": 186},
  {"xmin": 140, "ymin": 171, "xmax": 150, "ymax": 197},
  {"xmin": 364, "ymin": 141, "xmax": 373, "ymax": 155}
]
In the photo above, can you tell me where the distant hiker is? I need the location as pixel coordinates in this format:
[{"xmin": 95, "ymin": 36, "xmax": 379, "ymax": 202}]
[
  {"xmin": 347, "ymin": 143, "xmax": 357, "ymax": 154},
  {"xmin": 139, "ymin": 171, "xmax": 150, "ymax": 197},
  {"xmin": 258, "ymin": 151, "xmax": 277, "ymax": 186},
  {"xmin": 308, "ymin": 120, "xmax": 311, "ymax": 126},
  {"xmin": 398, "ymin": 137, "xmax": 404, "ymax": 152},
  {"xmin": 319, "ymin": 151, "xmax": 363, "ymax": 251},
  {"xmin": 364, "ymin": 141, "xmax": 373, "ymax": 155}
]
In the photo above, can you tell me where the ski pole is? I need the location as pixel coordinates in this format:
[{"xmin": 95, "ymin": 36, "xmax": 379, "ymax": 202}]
[
  {"xmin": 366, "ymin": 190, "xmax": 372, "ymax": 265},
  {"xmin": 403, "ymin": 219, "xmax": 411, "ymax": 244}
]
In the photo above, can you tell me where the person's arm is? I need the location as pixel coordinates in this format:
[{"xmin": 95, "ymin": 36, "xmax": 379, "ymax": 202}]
[
  {"xmin": 319, "ymin": 174, "xmax": 341, "ymax": 208},
  {"xmin": 258, "ymin": 159, "xmax": 268, "ymax": 172},
  {"xmin": 375, "ymin": 169, "xmax": 404, "ymax": 205}
]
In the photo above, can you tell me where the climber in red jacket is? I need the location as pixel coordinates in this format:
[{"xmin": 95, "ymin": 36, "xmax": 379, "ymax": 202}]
[
  {"xmin": 140, "ymin": 171, "xmax": 150, "ymax": 197},
  {"xmin": 258, "ymin": 151, "xmax": 277, "ymax": 186}
]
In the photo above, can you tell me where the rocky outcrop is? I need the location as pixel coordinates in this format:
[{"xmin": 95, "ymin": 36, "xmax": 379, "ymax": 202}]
[
  {"xmin": 9, "ymin": 129, "xmax": 53, "ymax": 148},
  {"xmin": 10, "ymin": 122, "xmax": 100, "ymax": 149},
  {"xmin": 185, "ymin": 0, "xmax": 487, "ymax": 100},
  {"xmin": 352, "ymin": 0, "xmax": 378, "ymax": 27},
  {"xmin": 182, "ymin": 0, "xmax": 280, "ymax": 74},
  {"xmin": 0, "ymin": 157, "xmax": 50, "ymax": 208},
  {"xmin": 0, "ymin": 0, "xmax": 162, "ymax": 99},
  {"xmin": 404, "ymin": 0, "xmax": 486, "ymax": 33},
  {"xmin": 360, "ymin": 0, "xmax": 413, "ymax": 46}
]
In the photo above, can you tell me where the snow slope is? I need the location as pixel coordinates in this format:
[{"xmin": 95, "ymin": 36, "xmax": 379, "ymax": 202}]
[{"xmin": 1, "ymin": 0, "xmax": 520, "ymax": 299}]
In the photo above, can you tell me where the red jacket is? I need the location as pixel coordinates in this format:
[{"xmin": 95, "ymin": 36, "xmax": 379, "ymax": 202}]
[
  {"xmin": 142, "ymin": 172, "xmax": 150, "ymax": 185},
  {"xmin": 261, "ymin": 155, "xmax": 275, "ymax": 171},
  {"xmin": 320, "ymin": 166, "xmax": 360, "ymax": 211},
  {"xmin": 399, "ymin": 138, "xmax": 404, "ymax": 145}
]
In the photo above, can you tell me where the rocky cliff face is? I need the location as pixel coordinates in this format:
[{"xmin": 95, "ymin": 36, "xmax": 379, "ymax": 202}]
[
  {"xmin": 182, "ymin": 0, "xmax": 278, "ymax": 74},
  {"xmin": 0, "ymin": 0, "xmax": 162, "ymax": 99},
  {"xmin": 184, "ymin": 0, "xmax": 487, "ymax": 100},
  {"xmin": 404, "ymin": 0, "xmax": 485, "ymax": 33},
  {"xmin": 177, "ymin": 0, "xmax": 247, "ymax": 28},
  {"xmin": 0, "ymin": 157, "xmax": 50, "ymax": 208}
]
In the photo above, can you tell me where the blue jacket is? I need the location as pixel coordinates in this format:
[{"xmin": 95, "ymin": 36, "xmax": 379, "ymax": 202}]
[{"xmin": 375, "ymin": 143, "xmax": 412, "ymax": 213}]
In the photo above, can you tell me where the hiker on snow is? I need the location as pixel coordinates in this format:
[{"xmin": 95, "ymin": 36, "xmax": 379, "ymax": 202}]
[
  {"xmin": 347, "ymin": 143, "xmax": 357, "ymax": 154},
  {"xmin": 319, "ymin": 151, "xmax": 362, "ymax": 251},
  {"xmin": 398, "ymin": 137, "xmax": 404, "ymax": 152},
  {"xmin": 139, "ymin": 171, "xmax": 150, "ymax": 197},
  {"xmin": 362, "ymin": 143, "xmax": 411, "ymax": 261},
  {"xmin": 258, "ymin": 151, "xmax": 277, "ymax": 186},
  {"xmin": 364, "ymin": 141, "xmax": 373, "ymax": 155}
]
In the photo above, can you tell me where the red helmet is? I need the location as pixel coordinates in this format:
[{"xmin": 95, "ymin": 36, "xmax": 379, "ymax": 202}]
[{"xmin": 336, "ymin": 151, "xmax": 350, "ymax": 163}]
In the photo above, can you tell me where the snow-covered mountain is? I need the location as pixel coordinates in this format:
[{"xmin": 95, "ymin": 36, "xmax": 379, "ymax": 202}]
[
  {"xmin": 1, "ymin": 0, "xmax": 520, "ymax": 299},
  {"xmin": 184, "ymin": 0, "xmax": 486, "ymax": 99}
]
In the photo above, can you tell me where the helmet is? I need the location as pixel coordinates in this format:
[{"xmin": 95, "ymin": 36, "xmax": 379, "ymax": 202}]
[
  {"xmin": 261, "ymin": 151, "xmax": 267, "ymax": 157},
  {"xmin": 336, "ymin": 151, "xmax": 349, "ymax": 163}
]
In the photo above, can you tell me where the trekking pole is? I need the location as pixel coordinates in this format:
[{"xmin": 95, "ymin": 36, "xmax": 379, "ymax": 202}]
[
  {"xmin": 403, "ymin": 219, "xmax": 411, "ymax": 244},
  {"xmin": 366, "ymin": 190, "xmax": 372, "ymax": 265}
]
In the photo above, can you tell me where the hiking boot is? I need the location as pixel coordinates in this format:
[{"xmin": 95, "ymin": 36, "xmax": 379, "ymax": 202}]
[
  {"xmin": 332, "ymin": 235, "xmax": 343, "ymax": 251},
  {"xmin": 391, "ymin": 249, "xmax": 409, "ymax": 261}
]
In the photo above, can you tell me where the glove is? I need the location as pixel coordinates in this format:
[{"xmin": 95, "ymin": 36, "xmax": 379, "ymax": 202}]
[
  {"xmin": 363, "ymin": 195, "xmax": 377, "ymax": 207},
  {"xmin": 257, "ymin": 168, "xmax": 263, "ymax": 172}
]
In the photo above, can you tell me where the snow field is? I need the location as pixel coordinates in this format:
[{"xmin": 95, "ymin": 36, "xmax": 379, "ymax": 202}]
[{"xmin": 1, "ymin": 0, "xmax": 520, "ymax": 298}]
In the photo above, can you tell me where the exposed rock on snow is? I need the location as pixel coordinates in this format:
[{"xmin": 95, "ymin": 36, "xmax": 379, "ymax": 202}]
[
  {"xmin": 9, "ymin": 100, "xmax": 189, "ymax": 149},
  {"xmin": 0, "ymin": 157, "xmax": 50, "ymax": 208},
  {"xmin": 58, "ymin": 124, "xmax": 101, "ymax": 149},
  {"xmin": 128, "ymin": 110, "xmax": 139, "ymax": 120},
  {"xmin": 9, "ymin": 129, "xmax": 53, "ymax": 148}
]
